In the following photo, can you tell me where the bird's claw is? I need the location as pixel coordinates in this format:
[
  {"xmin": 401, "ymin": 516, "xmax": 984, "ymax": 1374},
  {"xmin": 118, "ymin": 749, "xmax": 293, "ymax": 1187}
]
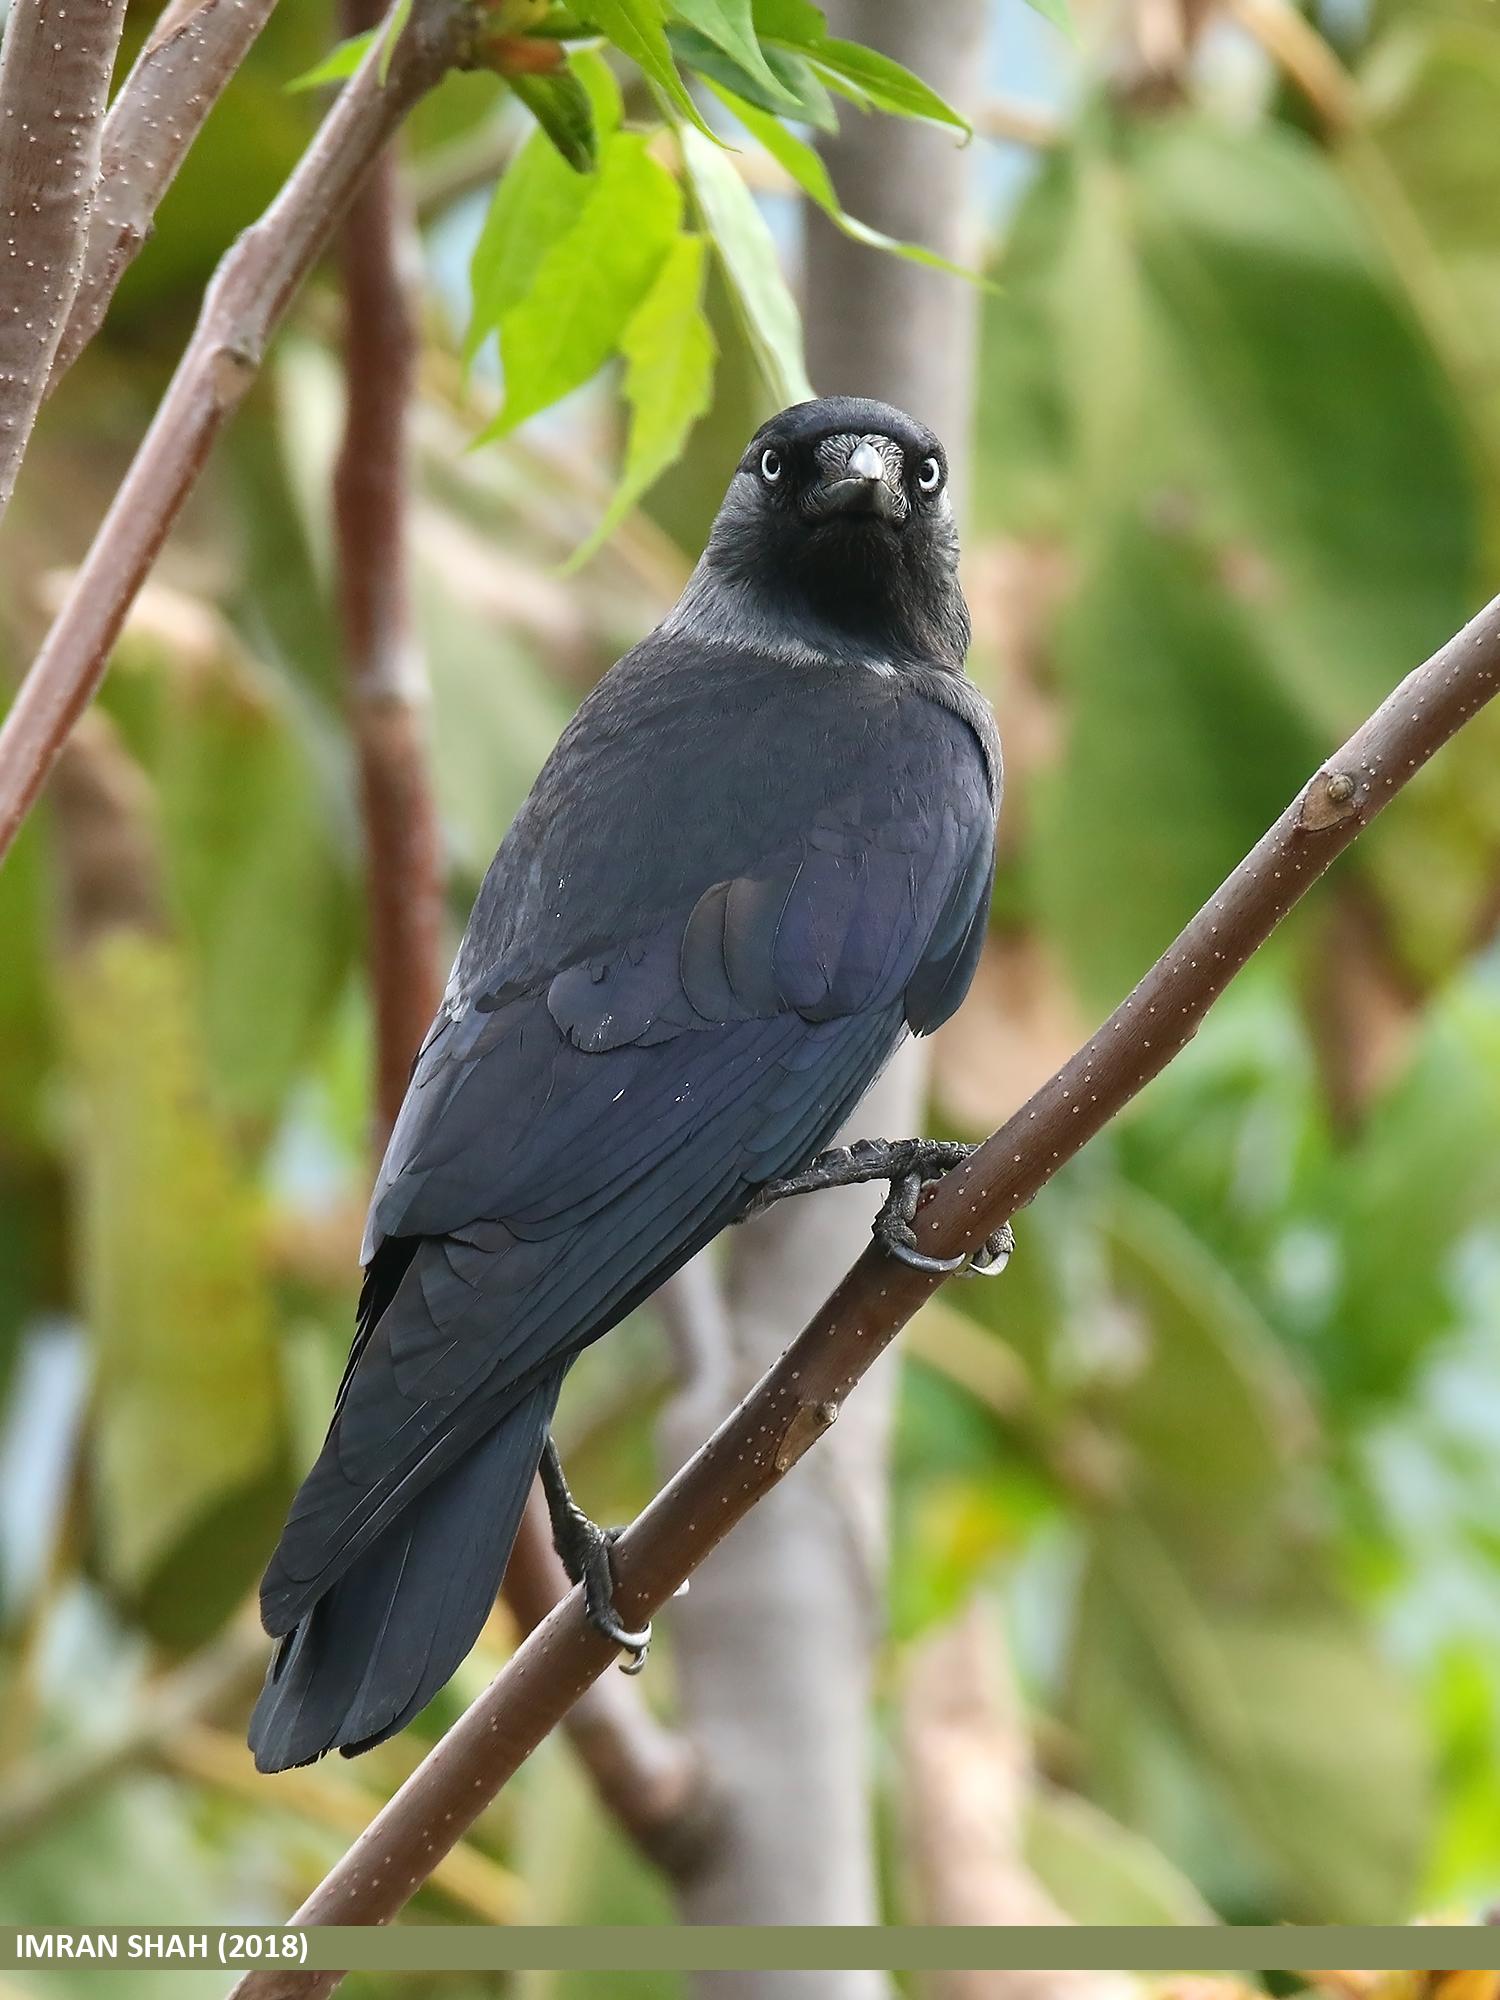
[
  {"xmin": 752, "ymin": 1137, "xmax": 1014, "ymax": 1279},
  {"xmin": 873, "ymin": 1169, "xmax": 968, "ymax": 1272},
  {"xmin": 964, "ymin": 1221, "xmax": 1015, "ymax": 1277},
  {"xmin": 596, "ymin": 1529, "xmax": 652, "ymax": 1672},
  {"xmin": 538, "ymin": 1437, "xmax": 651, "ymax": 1673}
]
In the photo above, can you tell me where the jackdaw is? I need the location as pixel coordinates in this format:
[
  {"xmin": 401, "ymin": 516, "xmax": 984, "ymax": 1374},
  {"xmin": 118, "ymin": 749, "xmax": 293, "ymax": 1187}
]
[{"xmin": 249, "ymin": 395, "xmax": 1004, "ymax": 1773}]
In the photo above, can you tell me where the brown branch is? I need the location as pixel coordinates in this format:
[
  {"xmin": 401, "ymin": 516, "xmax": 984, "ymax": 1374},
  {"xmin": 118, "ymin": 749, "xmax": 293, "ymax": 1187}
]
[
  {"xmin": 0, "ymin": 0, "xmax": 130, "ymax": 517},
  {"xmin": 227, "ymin": 591, "xmax": 1500, "ymax": 1998},
  {"xmin": 334, "ymin": 0, "xmax": 443, "ymax": 1145},
  {"xmin": 161, "ymin": 1722, "xmax": 523, "ymax": 1923},
  {"xmin": 47, "ymin": 0, "xmax": 281, "ymax": 390},
  {"xmin": 0, "ymin": 0, "xmax": 474, "ymax": 870},
  {"xmin": 501, "ymin": 1485, "xmax": 714, "ymax": 1877}
]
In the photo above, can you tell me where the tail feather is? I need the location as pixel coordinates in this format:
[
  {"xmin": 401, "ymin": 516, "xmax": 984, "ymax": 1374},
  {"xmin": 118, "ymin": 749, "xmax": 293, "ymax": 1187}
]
[{"xmin": 248, "ymin": 1368, "xmax": 562, "ymax": 1772}]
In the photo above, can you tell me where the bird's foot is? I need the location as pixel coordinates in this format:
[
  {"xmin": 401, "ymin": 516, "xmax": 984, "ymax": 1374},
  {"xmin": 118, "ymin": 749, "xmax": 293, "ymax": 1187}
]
[
  {"xmin": 748, "ymin": 1137, "xmax": 1014, "ymax": 1278},
  {"xmin": 537, "ymin": 1435, "xmax": 651, "ymax": 1673}
]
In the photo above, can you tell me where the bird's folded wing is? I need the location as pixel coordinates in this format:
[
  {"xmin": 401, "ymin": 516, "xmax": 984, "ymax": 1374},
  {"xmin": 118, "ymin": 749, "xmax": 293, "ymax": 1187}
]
[
  {"xmin": 263, "ymin": 999, "xmax": 897, "ymax": 1625},
  {"xmin": 264, "ymin": 735, "xmax": 995, "ymax": 1628}
]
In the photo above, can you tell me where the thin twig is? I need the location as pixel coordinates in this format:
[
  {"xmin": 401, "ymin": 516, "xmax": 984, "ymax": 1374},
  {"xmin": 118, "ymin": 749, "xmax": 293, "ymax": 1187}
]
[
  {"xmin": 0, "ymin": 0, "xmax": 130, "ymax": 517},
  {"xmin": 228, "ymin": 587, "xmax": 1500, "ymax": 2000},
  {"xmin": 335, "ymin": 0, "xmax": 444, "ymax": 1146},
  {"xmin": 0, "ymin": 0, "xmax": 474, "ymax": 868},
  {"xmin": 47, "ymin": 0, "xmax": 281, "ymax": 390}
]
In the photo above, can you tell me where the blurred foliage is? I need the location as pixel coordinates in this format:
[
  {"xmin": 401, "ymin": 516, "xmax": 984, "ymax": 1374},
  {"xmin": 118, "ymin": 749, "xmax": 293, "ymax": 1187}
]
[
  {"xmin": 4, "ymin": 0, "xmax": 1500, "ymax": 1967},
  {"xmin": 899, "ymin": 0, "xmax": 1500, "ymax": 1926}
]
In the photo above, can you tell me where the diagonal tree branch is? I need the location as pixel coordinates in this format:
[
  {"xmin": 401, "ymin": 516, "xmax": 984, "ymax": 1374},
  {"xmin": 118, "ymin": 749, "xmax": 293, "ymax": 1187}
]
[
  {"xmin": 228, "ymin": 590, "xmax": 1500, "ymax": 1998},
  {"xmin": 0, "ymin": 0, "xmax": 475, "ymax": 868},
  {"xmin": 0, "ymin": 0, "xmax": 130, "ymax": 519},
  {"xmin": 46, "ymin": 0, "xmax": 282, "ymax": 391},
  {"xmin": 501, "ymin": 1486, "xmax": 714, "ymax": 1874}
]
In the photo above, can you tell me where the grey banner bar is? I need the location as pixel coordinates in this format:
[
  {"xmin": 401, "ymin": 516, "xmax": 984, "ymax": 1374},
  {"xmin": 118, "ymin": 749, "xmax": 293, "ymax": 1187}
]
[{"xmin": 2, "ymin": 1926, "xmax": 1497, "ymax": 1973}]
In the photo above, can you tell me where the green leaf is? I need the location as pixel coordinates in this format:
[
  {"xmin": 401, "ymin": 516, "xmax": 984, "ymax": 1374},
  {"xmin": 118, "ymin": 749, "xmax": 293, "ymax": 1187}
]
[
  {"xmin": 568, "ymin": 233, "xmax": 718, "ymax": 563},
  {"xmin": 1021, "ymin": 0, "xmax": 1077, "ymax": 40},
  {"xmin": 1025, "ymin": 1786, "xmax": 1220, "ymax": 1924},
  {"xmin": 709, "ymin": 82, "xmax": 978, "ymax": 278},
  {"xmin": 750, "ymin": 0, "xmax": 827, "ymax": 47},
  {"xmin": 1313, "ymin": 982, "xmax": 1500, "ymax": 1408},
  {"xmin": 979, "ymin": 123, "xmax": 1476, "ymax": 1004},
  {"xmin": 1076, "ymin": 1525, "xmax": 1431, "ymax": 1921},
  {"xmin": 588, "ymin": 0, "xmax": 716, "ymax": 135},
  {"xmin": 482, "ymin": 131, "xmax": 684, "ymax": 437},
  {"xmin": 509, "ymin": 62, "xmax": 600, "ymax": 173},
  {"xmin": 761, "ymin": 43, "xmax": 837, "ymax": 129},
  {"xmin": 680, "ymin": 121, "xmax": 812, "ymax": 407},
  {"xmin": 682, "ymin": 25, "xmax": 838, "ymax": 130},
  {"xmin": 69, "ymin": 934, "xmax": 283, "ymax": 1593},
  {"xmin": 102, "ymin": 607, "xmax": 358, "ymax": 1140},
  {"xmin": 284, "ymin": 28, "xmax": 375, "ymax": 92},
  {"xmin": 670, "ymin": 0, "xmax": 791, "ymax": 104},
  {"xmin": 467, "ymin": 125, "xmax": 599, "ymax": 364},
  {"xmin": 570, "ymin": 40, "xmax": 626, "ymax": 133},
  {"xmin": 808, "ymin": 37, "xmax": 970, "ymax": 134},
  {"xmin": 529, "ymin": 2, "xmax": 596, "ymax": 31}
]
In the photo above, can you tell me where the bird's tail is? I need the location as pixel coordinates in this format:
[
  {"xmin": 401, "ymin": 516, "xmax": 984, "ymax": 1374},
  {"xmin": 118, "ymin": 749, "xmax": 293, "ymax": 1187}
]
[{"xmin": 248, "ymin": 1370, "xmax": 562, "ymax": 1773}]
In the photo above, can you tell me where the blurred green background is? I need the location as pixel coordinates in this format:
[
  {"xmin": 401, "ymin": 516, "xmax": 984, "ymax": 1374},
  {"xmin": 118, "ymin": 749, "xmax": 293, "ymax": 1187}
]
[{"xmin": 5, "ymin": 0, "xmax": 1500, "ymax": 1980}]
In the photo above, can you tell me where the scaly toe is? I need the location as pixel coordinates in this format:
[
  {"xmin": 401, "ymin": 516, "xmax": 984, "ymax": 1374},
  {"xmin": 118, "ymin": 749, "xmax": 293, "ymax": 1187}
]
[
  {"xmin": 963, "ymin": 1222, "xmax": 1015, "ymax": 1277},
  {"xmin": 874, "ymin": 1209, "xmax": 967, "ymax": 1274}
]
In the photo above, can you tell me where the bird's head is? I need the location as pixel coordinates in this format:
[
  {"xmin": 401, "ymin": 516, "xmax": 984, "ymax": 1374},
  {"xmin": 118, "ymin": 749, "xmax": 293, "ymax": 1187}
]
[{"xmin": 683, "ymin": 397, "xmax": 970, "ymax": 672}]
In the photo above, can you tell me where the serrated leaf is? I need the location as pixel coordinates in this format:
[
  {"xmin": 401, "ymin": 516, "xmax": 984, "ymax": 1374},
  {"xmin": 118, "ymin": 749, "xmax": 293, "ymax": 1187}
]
[
  {"xmin": 510, "ymin": 62, "xmax": 600, "ymax": 172},
  {"xmin": 480, "ymin": 131, "xmax": 683, "ymax": 438},
  {"xmin": 284, "ymin": 28, "xmax": 375, "ymax": 93},
  {"xmin": 467, "ymin": 126, "xmax": 599, "ymax": 364},
  {"xmin": 671, "ymin": 0, "xmax": 790, "ymax": 104},
  {"xmin": 568, "ymin": 233, "xmax": 717, "ymax": 564},
  {"xmin": 588, "ymin": 0, "xmax": 716, "ymax": 135},
  {"xmin": 808, "ymin": 37, "xmax": 970, "ymax": 134},
  {"xmin": 680, "ymin": 121, "xmax": 812, "ymax": 407},
  {"xmin": 710, "ymin": 82, "xmax": 978, "ymax": 278}
]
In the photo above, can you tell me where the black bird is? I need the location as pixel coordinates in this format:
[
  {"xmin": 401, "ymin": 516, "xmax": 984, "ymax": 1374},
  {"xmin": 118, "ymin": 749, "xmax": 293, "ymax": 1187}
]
[{"xmin": 249, "ymin": 396, "xmax": 1004, "ymax": 1773}]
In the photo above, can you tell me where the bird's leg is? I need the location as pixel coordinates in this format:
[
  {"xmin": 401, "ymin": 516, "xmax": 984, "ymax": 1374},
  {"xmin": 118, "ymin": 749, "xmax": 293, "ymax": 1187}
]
[
  {"xmin": 537, "ymin": 1434, "xmax": 651, "ymax": 1674},
  {"xmin": 745, "ymin": 1137, "xmax": 1014, "ymax": 1277}
]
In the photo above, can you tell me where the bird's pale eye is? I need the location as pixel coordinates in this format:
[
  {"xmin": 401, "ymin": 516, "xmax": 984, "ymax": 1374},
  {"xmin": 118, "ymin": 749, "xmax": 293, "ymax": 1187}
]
[
  {"xmin": 917, "ymin": 455, "xmax": 943, "ymax": 493},
  {"xmin": 760, "ymin": 448, "xmax": 783, "ymax": 484}
]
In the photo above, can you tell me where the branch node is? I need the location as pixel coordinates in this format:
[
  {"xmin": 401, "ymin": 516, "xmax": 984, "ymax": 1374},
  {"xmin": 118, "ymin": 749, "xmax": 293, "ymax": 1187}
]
[
  {"xmin": 774, "ymin": 1398, "xmax": 840, "ymax": 1473},
  {"xmin": 1299, "ymin": 766, "xmax": 1363, "ymax": 830}
]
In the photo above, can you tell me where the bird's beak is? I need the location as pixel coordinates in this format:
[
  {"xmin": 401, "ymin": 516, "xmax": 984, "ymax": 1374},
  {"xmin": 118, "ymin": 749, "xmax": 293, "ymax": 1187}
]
[{"xmin": 815, "ymin": 435, "xmax": 905, "ymax": 522}]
